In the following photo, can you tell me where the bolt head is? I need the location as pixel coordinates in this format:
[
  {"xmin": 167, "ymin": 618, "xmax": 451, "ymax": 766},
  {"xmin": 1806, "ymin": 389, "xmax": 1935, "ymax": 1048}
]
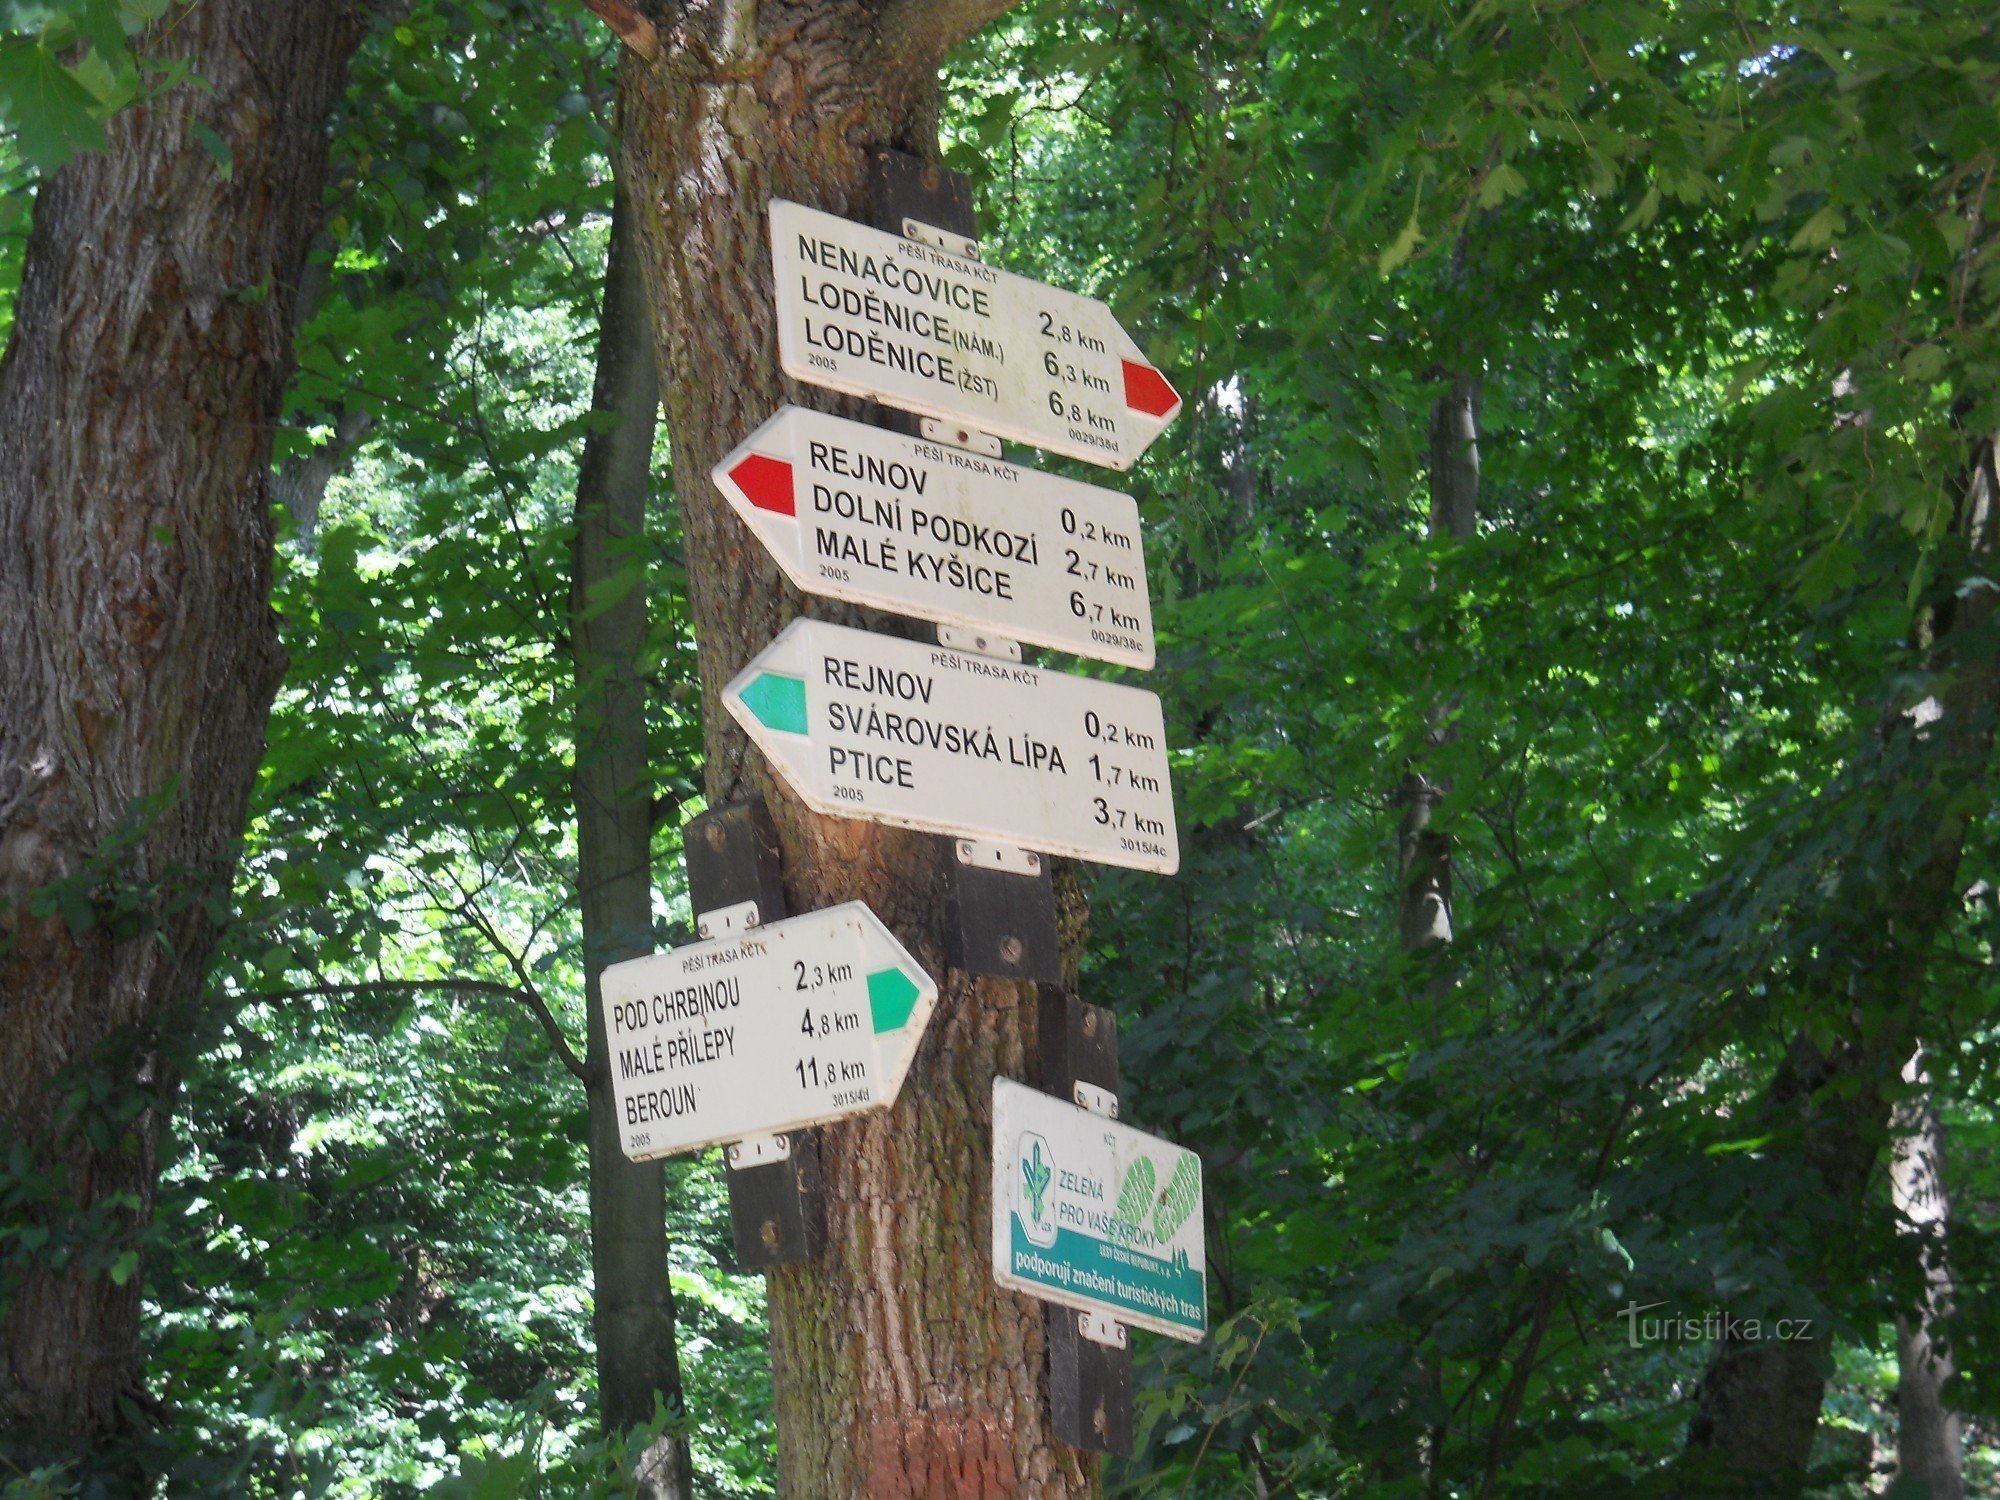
[{"xmin": 999, "ymin": 935, "xmax": 1024, "ymax": 964}]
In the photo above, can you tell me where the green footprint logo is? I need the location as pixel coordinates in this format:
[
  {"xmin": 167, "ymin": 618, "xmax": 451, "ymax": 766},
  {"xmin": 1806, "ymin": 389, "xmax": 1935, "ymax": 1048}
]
[
  {"xmin": 1113, "ymin": 1156, "xmax": 1155, "ymax": 1234},
  {"xmin": 1152, "ymin": 1154, "xmax": 1200, "ymax": 1242}
]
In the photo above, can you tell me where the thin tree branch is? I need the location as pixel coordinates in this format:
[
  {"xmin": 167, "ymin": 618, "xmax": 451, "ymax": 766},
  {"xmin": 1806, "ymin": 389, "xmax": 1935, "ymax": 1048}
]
[
  {"xmin": 574, "ymin": 0, "xmax": 658, "ymax": 59},
  {"xmin": 254, "ymin": 980, "xmax": 591, "ymax": 1084}
]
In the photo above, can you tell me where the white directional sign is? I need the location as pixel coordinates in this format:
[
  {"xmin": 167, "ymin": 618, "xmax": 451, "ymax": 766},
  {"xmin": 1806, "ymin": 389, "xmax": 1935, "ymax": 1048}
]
[
  {"xmin": 991, "ymin": 1079, "xmax": 1207, "ymax": 1343},
  {"xmin": 769, "ymin": 198, "xmax": 1182, "ymax": 471},
  {"xmin": 598, "ymin": 902, "xmax": 938, "ymax": 1163},
  {"xmin": 724, "ymin": 618, "xmax": 1179, "ymax": 874},
  {"xmin": 715, "ymin": 406, "xmax": 1155, "ymax": 669}
]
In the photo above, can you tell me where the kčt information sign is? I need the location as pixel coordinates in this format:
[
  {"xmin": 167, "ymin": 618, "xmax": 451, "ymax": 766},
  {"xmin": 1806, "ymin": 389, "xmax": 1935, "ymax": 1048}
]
[
  {"xmin": 769, "ymin": 198, "xmax": 1181, "ymax": 471},
  {"xmin": 715, "ymin": 405, "xmax": 1155, "ymax": 668},
  {"xmin": 990, "ymin": 1078, "xmax": 1207, "ymax": 1343},
  {"xmin": 723, "ymin": 617, "xmax": 1179, "ymax": 874},
  {"xmin": 598, "ymin": 902, "xmax": 937, "ymax": 1162}
]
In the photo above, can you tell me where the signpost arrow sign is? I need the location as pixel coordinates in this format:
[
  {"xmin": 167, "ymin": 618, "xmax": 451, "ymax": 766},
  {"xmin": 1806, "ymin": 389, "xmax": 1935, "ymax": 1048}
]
[
  {"xmin": 599, "ymin": 902, "xmax": 938, "ymax": 1163},
  {"xmin": 715, "ymin": 405, "xmax": 1155, "ymax": 669},
  {"xmin": 770, "ymin": 198, "xmax": 1182, "ymax": 471},
  {"xmin": 991, "ymin": 1078, "xmax": 1207, "ymax": 1343},
  {"xmin": 724, "ymin": 617, "xmax": 1179, "ymax": 874}
]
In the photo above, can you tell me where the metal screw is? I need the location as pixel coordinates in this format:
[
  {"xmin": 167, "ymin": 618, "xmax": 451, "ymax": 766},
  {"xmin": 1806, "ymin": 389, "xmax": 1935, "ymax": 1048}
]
[
  {"xmin": 698, "ymin": 921, "xmax": 712, "ymax": 940},
  {"xmin": 1026, "ymin": 852, "xmax": 1041, "ymax": 871},
  {"xmin": 705, "ymin": 821, "xmax": 728, "ymax": 851},
  {"xmin": 1082, "ymin": 1008, "xmax": 1098, "ymax": 1037},
  {"xmin": 761, "ymin": 1218, "xmax": 781, "ymax": 1252},
  {"xmin": 999, "ymin": 936, "xmax": 1023, "ymax": 964}
]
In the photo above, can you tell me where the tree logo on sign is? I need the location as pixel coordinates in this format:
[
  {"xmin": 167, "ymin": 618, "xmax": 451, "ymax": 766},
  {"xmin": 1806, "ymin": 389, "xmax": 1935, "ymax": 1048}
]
[{"xmin": 1020, "ymin": 1134, "xmax": 1057, "ymax": 1246}]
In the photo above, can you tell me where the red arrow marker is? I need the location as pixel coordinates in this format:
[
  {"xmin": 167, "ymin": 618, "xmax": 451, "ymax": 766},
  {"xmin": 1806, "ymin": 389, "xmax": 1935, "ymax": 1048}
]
[
  {"xmin": 728, "ymin": 453, "xmax": 795, "ymax": 516},
  {"xmin": 1122, "ymin": 360, "xmax": 1181, "ymax": 421}
]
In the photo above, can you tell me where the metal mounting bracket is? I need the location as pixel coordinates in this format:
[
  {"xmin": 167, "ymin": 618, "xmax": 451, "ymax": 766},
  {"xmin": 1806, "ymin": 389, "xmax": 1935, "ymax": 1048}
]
[
  {"xmin": 901, "ymin": 217, "xmax": 980, "ymax": 261},
  {"xmin": 955, "ymin": 839, "xmax": 1042, "ymax": 877},
  {"xmin": 918, "ymin": 415, "xmax": 1004, "ymax": 458},
  {"xmin": 1073, "ymin": 1080, "xmax": 1119, "ymax": 1120},
  {"xmin": 696, "ymin": 899, "xmax": 760, "ymax": 941},
  {"xmin": 727, "ymin": 1133, "xmax": 792, "ymax": 1169},
  {"xmin": 1077, "ymin": 1310, "xmax": 1129, "ymax": 1350},
  {"xmin": 937, "ymin": 625, "xmax": 1023, "ymax": 662}
]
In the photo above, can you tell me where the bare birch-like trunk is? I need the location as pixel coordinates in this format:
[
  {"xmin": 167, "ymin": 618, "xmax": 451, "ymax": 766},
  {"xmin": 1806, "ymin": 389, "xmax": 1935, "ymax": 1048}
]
[
  {"xmin": 1891, "ymin": 1057, "xmax": 1963, "ymax": 1500},
  {"xmin": 1396, "ymin": 369, "xmax": 1480, "ymax": 968}
]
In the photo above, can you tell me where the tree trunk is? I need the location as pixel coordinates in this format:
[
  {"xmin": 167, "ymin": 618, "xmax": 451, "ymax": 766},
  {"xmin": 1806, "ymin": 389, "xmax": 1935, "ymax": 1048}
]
[
  {"xmin": 617, "ymin": 2, "xmax": 1107, "ymax": 1493},
  {"xmin": 0, "ymin": 0, "xmax": 366, "ymax": 1468},
  {"xmin": 570, "ymin": 181, "xmax": 693, "ymax": 1499},
  {"xmin": 1389, "ymin": 369, "xmax": 1479, "ymax": 1486},
  {"xmin": 274, "ymin": 404, "xmax": 376, "ymax": 546},
  {"xmin": 1688, "ymin": 433, "xmax": 1999, "ymax": 1477},
  {"xmin": 1396, "ymin": 369, "xmax": 1480, "ymax": 968},
  {"xmin": 1891, "ymin": 1057, "xmax": 1963, "ymax": 1500}
]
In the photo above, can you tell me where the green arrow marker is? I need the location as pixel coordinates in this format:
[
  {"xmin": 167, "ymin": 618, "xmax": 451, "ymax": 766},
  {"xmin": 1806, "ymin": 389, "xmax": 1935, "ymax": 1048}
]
[
  {"xmin": 867, "ymin": 967, "xmax": 921, "ymax": 1033},
  {"xmin": 738, "ymin": 671, "xmax": 807, "ymax": 735}
]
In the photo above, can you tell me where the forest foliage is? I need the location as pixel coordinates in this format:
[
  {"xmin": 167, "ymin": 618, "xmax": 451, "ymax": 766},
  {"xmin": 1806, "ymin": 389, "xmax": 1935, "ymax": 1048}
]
[{"xmin": 2, "ymin": 0, "xmax": 1998, "ymax": 1495}]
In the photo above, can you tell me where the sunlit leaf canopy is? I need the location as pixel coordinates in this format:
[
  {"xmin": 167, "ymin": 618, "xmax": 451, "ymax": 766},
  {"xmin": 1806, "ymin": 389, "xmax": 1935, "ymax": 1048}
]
[{"xmin": 1, "ymin": 0, "xmax": 1995, "ymax": 1493}]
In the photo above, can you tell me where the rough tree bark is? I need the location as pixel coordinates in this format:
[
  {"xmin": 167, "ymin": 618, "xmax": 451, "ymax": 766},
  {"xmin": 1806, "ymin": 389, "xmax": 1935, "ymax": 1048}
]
[
  {"xmin": 0, "ymin": 0, "xmax": 368, "ymax": 1466},
  {"xmin": 569, "ymin": 181, "xmax": 693, "ymax": 1499},
  {"xmin": 1688, "ymin": 432, "xmax": 1999, "ymax": 1476},
  {"xmin": 1890, "ymin": 1056, "xmax": 1963, "ymax": 1500},
  {"xmin": 615, "ymin": 1, "xmax": 1119, "ymax": 1493}
]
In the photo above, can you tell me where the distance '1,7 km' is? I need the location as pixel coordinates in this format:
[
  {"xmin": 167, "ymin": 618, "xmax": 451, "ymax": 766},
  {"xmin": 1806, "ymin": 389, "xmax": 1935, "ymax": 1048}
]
[
  {"xmin": 725, "ymin": 617, "xmax": 1180, "ymax": 873},
  {"xmin": 1081, "ymin": 709, "xmax": 1169, "ymax": 840}
]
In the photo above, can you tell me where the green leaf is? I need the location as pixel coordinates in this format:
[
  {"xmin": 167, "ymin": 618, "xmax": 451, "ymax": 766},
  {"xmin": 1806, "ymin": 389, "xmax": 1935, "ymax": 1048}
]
[
  {"xmin": 1476, "ymin": 161, "xmax": 1527, "ymax": 209},
  {"xmin": 1902, "ymin": 344, "xmax": 1946, "ymax": 384},
  {"xmin": 1788, "ymin": 206, "xmax": 1844, "ymax": 252},
  {"xmin": 192, "ymin": 120, "xmax": 233, "ymax": 181},
  {"xmin": 0, "ymin": 39, "xmax": 107, "ymax": 170},
  {"xmin": 1377, "ymin": 205, "xmax": 1422, "ymax": 275}
]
